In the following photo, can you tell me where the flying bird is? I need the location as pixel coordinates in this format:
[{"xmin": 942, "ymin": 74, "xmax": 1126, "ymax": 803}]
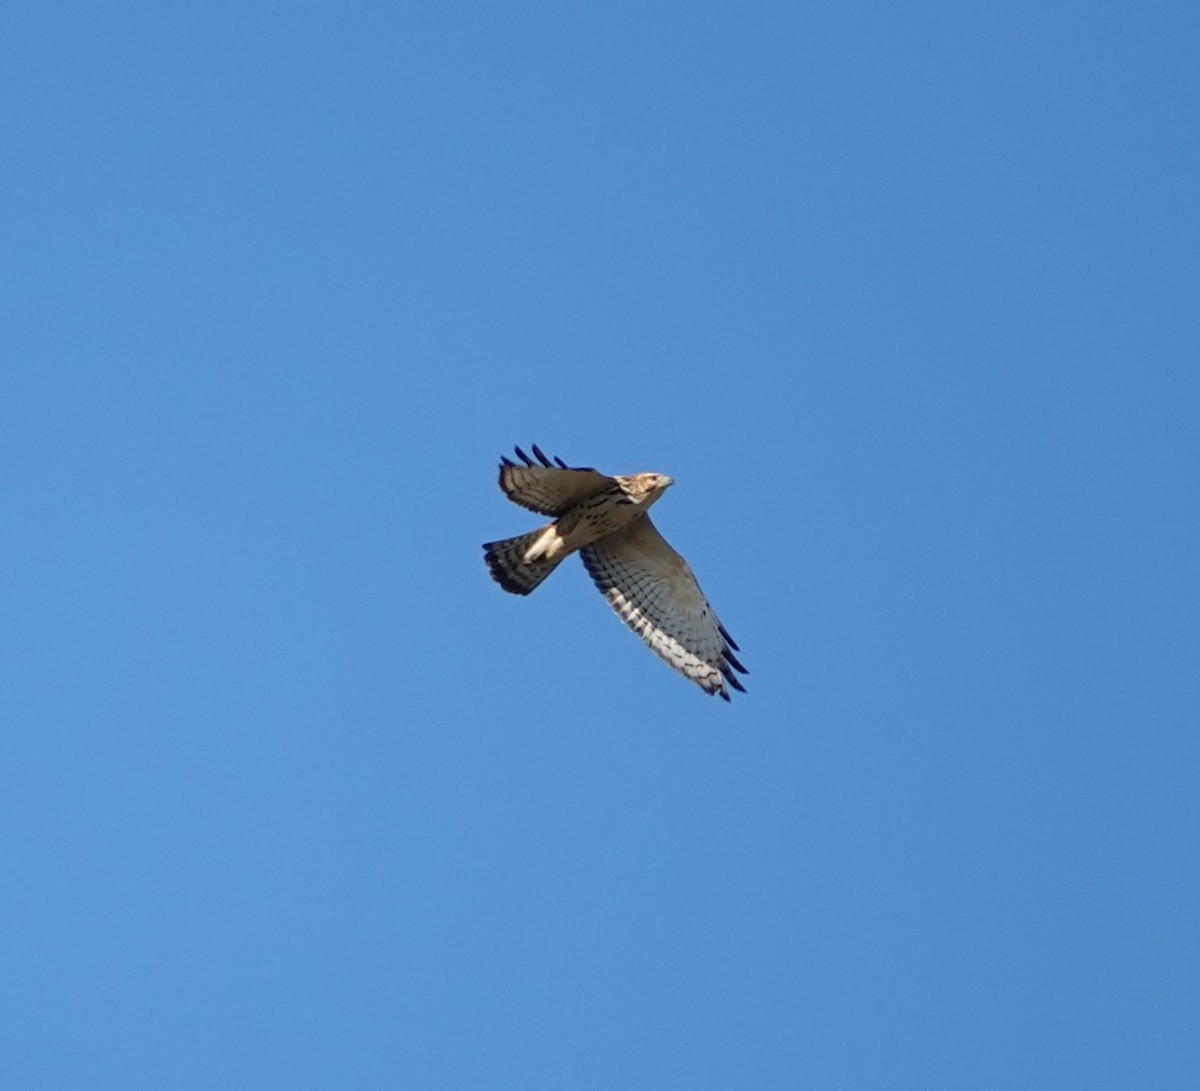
[{"xmin": 483, "ymin": 445, "xmax": 747, "ymax": 701}]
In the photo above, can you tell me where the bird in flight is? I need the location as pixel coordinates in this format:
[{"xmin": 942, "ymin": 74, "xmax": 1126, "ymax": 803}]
[{"xmin": 483, "ymin": 444, "xmax": 747, "ymax": 701}]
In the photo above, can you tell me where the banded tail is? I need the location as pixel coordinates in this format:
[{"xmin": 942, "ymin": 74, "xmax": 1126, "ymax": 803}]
[{"xmin": 482, "ymin": 529, "xmax": 567, "ymax": 595}]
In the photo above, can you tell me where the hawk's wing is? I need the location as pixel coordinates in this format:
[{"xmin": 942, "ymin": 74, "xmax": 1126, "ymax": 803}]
[
  {"xmin": 498, "ymin": 444, "xmax": 613, "ymax": 516},
  {"xmin": 580, "ymin": 514, "xmax": 747, "ymax": 701}
]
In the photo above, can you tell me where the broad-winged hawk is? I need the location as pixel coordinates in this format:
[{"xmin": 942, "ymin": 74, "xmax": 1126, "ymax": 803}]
[{"xmin": 483, "ymin": 445, "xmax": 748, "ymax": 701}]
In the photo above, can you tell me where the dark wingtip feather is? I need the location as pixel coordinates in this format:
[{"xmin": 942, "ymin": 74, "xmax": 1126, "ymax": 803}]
[
  {"xmin": 719, "ymin": 689, "xmax": 732, "ymax": 703},
  {"xmin": 500, "ymin": 455, "xmax": 516, "ymax": 467},
  {"xmin": 553, "ymin": 456, "xmax": 569, "ymax": 469},
  {"xmin": 724, "ymin": 647, "xmax": 748, "ymax": 675},
  {"xmin": 721, "ymin": 667, "xmax": 748, "ymax": 694},
  {"xmin": 514, "ymin": 445, "xmax": 535, "ymax": 466},
  {"xmin": 531, "ymin": 444, "xmax": 553, "ymax": 467},
  {"xmin": 718, "ymin": 623, "xmax": 740, "ymax": 651}
]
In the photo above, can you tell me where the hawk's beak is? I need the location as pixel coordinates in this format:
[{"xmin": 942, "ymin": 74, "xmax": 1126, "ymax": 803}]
[{"xmin": 661, "ymin": 476, "xmax": 674, "ymax": 489}]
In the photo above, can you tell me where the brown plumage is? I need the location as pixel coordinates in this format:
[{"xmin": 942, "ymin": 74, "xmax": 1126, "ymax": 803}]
[{"xmin": 483, "ymin": 445, "xmax": 747, "ymax": 701}]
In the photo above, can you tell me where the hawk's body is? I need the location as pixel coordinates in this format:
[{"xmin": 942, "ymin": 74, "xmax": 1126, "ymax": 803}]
[{"xmin": 483, "ymin": 445, "xmax": 747, "ymax": 701}]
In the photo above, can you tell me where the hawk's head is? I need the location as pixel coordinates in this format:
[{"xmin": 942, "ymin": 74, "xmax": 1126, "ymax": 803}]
[{"xmin": 620, "ymin": 472, "xmax": 674, "ymax": 507}]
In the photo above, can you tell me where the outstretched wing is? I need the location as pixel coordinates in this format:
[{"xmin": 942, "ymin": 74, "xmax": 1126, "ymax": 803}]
[
  {"xmin": 497, "ymin": 444, "xmax": 613, "ymax": 516},
  {"xmin": 580, "ymin": 514, "xmax": 748, "ymax": 701}
]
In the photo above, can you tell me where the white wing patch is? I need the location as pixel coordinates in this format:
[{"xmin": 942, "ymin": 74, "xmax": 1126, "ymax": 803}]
[{"xmin": 580, "ymin": 514, "xmax": 747, "ymax": 701}]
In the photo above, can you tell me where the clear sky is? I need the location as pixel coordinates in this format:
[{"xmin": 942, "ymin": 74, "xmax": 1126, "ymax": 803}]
[{"xmin": 4, "ymin": 2, "xmax": 1198, "ymax": 1087}]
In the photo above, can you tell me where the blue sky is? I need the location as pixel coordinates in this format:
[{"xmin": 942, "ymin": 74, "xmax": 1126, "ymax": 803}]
[{"xmin": 3, "ymin": 2, "xmax": 1198, "ymax": 1087}]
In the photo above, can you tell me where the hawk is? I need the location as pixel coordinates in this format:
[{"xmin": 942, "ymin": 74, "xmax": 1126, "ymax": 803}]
[{"xmin": 483, "ymin": 444, "xmax": 748, "ymax": 701}]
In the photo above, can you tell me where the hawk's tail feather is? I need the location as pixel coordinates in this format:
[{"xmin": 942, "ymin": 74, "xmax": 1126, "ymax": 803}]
[{"xmin": 482, "ymin": 531, "xmax": 566, "ymax": 596}]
